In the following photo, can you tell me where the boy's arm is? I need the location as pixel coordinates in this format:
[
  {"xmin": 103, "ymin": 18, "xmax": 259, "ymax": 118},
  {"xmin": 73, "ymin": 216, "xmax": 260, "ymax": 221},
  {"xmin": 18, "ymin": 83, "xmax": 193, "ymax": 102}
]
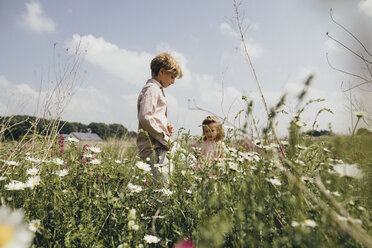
[{"xmin": 138, "ymin": 88, "xmax": 170, "ymax": 148}]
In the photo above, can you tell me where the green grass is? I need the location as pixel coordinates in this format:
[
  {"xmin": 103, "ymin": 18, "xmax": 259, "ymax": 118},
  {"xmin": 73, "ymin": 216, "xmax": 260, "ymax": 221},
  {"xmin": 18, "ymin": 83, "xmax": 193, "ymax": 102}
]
[{"xmin": 0, "ymin": 134, "xmax": 371, "ymax": 247}]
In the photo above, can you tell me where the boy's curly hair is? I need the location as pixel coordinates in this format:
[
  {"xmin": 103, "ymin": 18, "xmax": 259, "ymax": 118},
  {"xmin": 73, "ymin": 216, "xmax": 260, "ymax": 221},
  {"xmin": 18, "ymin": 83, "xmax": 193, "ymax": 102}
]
[
  {"xmin": 202, "ymin": 116, "xmax": 225, "ymax": 141},
  {"xmin": 151, "ymin": 52, "xmax": 183, "ymax": 78}
]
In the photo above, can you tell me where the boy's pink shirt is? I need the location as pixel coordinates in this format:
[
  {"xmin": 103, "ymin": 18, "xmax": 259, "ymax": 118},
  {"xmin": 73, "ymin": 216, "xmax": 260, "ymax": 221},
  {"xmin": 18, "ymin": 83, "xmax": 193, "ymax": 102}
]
[{"xmin": 137, "ymin": 79, "xmax": 170, "ymax": 159}]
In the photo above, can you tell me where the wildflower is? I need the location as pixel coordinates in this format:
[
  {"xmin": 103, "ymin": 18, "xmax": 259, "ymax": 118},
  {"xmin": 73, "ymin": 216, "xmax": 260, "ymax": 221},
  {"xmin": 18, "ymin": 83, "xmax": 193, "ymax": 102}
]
[
  {"xmin": 265, "ymin": 178, "xmax": 282, "ymax": 186},
  {"xmin": 26, "ymin": 168, "xmax": 39, "ymax": 176},
  {"xmin": 174, "ymin": 238, "xmax": 196, "ymax": 248},
  {"xmin": 295, "ymin": 122, "xmax": 306, "ymax": 128},
  {"xmin": 90, "ymin": 159, "xmax": 102, "ymax": 165},
  {"xmin": 296, "ymin": 145, "xmax": 307, "ymax": 150},
  {"xmin": 0, "ymin": 176, "xmax": 7, "ymax": 181},
  {"xmin": 66, "ymin": 136, "xmax": 79, "ymax": 142},
  {"xmin": 26, "ymin": 157, "xmax": 41, "ymax": 164},
  {"xmin": 354, "ymin": 111, "xmax": 366, "ymax": 118},
  {"xmin": 291, "ymin": 219, "xmax": 317, "ymax": 228},
  {"xmin": 333, "ymin": 163, "xmax": 363, "ymax": 179},
  {"xmin": 53, "ymin": 158, "xmax": 64, "ymax": 166},
  {"xmin": 323, "ymin": 148, "xmax": 331, "ymax": 153},
  {"xmin": 84, "ymin": 154, "xmax": 93, "ymax": 158},
  {"xmin": 26, "ymin": 176, "xmax": 41, "ymax": 189},
  {"xmin": 5, "ymin": 181, "xmax": 26, "ymax": 190},
  {"xmin": 280, "ymin": 140, "xmax": 289, "ymax": 145},
  {"xmin": 128, "ymin": 209, "xmax": 136, "ymax": 220},
  {"xmin": 186, "ymin": 189, "xmax": 192, "ymax": 194},
  {"xmin": 115, "ymin": 160, "xmax": 121, "ymax": 164},
  {"xmin": 88, "ymin": 146, "xmax": 101, "ymax": 153},
  {"xmin": 0, "ymin": 206, "xmax": 33, "ymax": 248},
  {"xmin": 28, "ymin": 219, "xmax": 41, "ymax": 232},
  {"xmin": 144, "ymin": 235, "xmax": 160, "ymax": 244},
  {"xmin": 5, "ymin": 161, "xmax": 19, "ymax": 166},
  {"xmin": 295, "ymin": 159, "xmax": 306, "ymax": 166},
  {"xmin": 55, "ymin": 169, "xmax": 69, "ymax": 177},
  {"xmin": 136, "ymin": 161, "xmax": 151, "ymax": 172},
  {"xmin": 128, "ymin": 220, "xmax": 139, "ymax": 231},
  {"xmin": 160, "ymin": 188, "xmax": 173, "ymax": 196},
  {"xmin": 228, "ymin": 162, "xmax": 239, "ymax": 171},
  {"xmin": 127, "ymin": 183, "xmax": 143, "ymax": 193},
  {"xmin": 357, "ymin": 206, "xmax": 366, "ymax": 211},
  {"xmin": 337, "ymin": 215, "xmax": 362, "ymax": 225},
  {"xmin": 331, "ymin": 191, "xmax": 341, "ymax": 197},
  {"xmin": 303, "ymin": 219, "xmax": 317, "ymax": 227}
]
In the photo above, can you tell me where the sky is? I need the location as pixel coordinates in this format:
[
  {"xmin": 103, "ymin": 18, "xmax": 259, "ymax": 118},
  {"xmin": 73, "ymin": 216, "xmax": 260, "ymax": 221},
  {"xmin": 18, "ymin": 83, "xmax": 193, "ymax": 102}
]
[{"xmin": 0, "ymin": 0, "xmax": 371, "ymax": 137}]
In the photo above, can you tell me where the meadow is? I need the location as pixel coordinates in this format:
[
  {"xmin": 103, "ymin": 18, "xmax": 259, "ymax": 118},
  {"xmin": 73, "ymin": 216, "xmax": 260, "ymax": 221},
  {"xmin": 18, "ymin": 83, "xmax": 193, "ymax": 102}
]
[
  {"xmin": 1, "ymin": 5, "xmax": 371, "ymax": 246},
  {"xmin": 0, "ymin": 121, "xmax": 371, "ymax": 247}
]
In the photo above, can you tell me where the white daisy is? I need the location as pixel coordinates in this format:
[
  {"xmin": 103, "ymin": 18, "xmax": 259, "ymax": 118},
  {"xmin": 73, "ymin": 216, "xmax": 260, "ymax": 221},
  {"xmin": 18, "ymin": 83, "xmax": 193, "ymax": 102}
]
[
  {"xmin": 53, "ymin": 158, "xmax": 64, "ymax": 166},
  {"xmin": 144, "ymin": 235, "xmax": 160, "ymax": 244},
  {"xmin": 25, "ymin": 157, "xmax": 41, "ymax": 164},
  {"xmin": 0, "ymin": 206, "xmax": 33, "ymax": 248},
  {"xmin": 333, "ymin": 163, "xmax": 363, "ymax": 179},
  {"xmin": 265, "ymin": 178, "xmax": 282, "ymax": 186},
  {"xmin": 26, "ymin": 176, "xmax": 41, "ymax": 189},
  {"xmin": 84, "ymin": 154, "xmax": 93, "ymax": 158},
  {"xmin": 292, "ymin": 219, "xmax": 317, "ymax": 228},
  {"xmin": 87, "ymin": 146, "xmax": 101, "ymax": 153},
  {"xmin": 5, "ymin": 161, "xmax": 19, "ymax": 166},
  {"xmin": 55, "ymin": 169, "xmax": 69, "ymax": 177},
  {"xmin": 26, "ymin": 168, "xmax": 39, "ymax": 176},
  {"xmin": 127, "ymin": 183, "xmax": 143, "ymax": 193},
  {"xmin": 5, "ymin": 181, "xmax": 26, "ymax": 190},
  {"xmin": 28, "ymin": 219, "xmax": 41, "ymax": 232},
  {"xmin": 115, "ymin": 160, "xmax": 122, "ymax": 164},
  {"xmin": 136, "ymin": 161, "xmax": 151, "ymax": 172},
  {"xmin": 90, "ymin": 159, "xmax": 102, "ymax": 165}
]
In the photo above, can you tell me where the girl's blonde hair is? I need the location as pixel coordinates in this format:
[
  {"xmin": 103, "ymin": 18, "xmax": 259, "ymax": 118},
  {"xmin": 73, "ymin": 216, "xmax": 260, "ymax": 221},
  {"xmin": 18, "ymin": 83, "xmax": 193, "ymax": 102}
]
[
  {"xmin": 151, "ymin": 52, "xmax": 183, "ymax": 78},
  {"xmin": 202, "ymin": 116, "xmax": 225, "ymax": 141}
]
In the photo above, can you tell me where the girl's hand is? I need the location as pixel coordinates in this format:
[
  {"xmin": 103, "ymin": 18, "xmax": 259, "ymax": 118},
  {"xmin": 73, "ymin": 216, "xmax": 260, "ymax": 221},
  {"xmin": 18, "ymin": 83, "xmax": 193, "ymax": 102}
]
[{"xmin": 167, "ymin": 124, "xmax": 174, "ymax": 136}]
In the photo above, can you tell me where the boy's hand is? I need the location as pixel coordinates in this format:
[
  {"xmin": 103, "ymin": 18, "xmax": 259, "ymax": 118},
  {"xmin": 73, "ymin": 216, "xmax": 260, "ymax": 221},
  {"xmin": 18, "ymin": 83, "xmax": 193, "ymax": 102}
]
[{"xmin": 167, "ymin": 124, "xmax": 174, "ymax": 136}]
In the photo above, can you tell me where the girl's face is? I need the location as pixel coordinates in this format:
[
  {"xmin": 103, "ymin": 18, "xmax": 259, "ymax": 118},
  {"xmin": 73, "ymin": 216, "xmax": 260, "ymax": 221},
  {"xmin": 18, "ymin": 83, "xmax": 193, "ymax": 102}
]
[{"xmin": 203, "ymin": 122, "xmax": 219, "ymax": 141}]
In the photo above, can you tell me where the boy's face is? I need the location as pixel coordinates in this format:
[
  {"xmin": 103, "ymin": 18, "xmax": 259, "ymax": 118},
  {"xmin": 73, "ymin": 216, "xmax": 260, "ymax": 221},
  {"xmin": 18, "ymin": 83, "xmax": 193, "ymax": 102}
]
[
  {"xmin": 203, "ymin": 122, "xmax": 219, "ymax": 141},
  {"xmin": 158, "ymin": 68, "xmax": 175, "ymax": 88}
]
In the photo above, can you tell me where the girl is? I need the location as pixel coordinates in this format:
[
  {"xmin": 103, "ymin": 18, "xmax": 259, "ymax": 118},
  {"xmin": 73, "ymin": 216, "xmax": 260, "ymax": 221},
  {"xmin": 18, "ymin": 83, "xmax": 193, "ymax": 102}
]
[{"xmin": 194, "ymin": 116, "xmax": 225, "ymax": 163}]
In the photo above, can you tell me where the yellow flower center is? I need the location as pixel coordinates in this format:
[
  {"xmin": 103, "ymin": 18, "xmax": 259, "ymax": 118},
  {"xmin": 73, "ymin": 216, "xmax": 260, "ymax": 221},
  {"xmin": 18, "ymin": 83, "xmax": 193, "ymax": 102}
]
[
  {"xmin": 0, "ymin": 224, "xmax": 14, "ymax": 246},
  {"xmin": 33, "ymin": 223, "xmax": 39, "ymax": 228}
]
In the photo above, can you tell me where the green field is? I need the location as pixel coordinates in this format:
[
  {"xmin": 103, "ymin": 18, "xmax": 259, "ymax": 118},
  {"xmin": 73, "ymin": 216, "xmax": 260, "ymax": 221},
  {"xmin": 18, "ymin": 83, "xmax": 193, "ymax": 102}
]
[{"xmin": 0, "ymin": 130, "xmax": 371, "ymax": 248}]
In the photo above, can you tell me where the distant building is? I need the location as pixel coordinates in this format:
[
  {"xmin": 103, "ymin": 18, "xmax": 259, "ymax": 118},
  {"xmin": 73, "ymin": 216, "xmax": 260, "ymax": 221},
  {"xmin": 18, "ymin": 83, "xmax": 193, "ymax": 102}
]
[{"xmin": 67, "ymin": 132, "xmax": 103, "ymax": 141}]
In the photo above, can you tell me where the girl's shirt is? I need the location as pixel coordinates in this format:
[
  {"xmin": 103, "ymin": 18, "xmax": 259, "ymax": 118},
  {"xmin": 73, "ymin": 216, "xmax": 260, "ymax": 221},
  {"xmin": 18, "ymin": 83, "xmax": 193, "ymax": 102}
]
[{"xmin": 195, "ymin": 140, "xmax": 226, "ymax": 164}]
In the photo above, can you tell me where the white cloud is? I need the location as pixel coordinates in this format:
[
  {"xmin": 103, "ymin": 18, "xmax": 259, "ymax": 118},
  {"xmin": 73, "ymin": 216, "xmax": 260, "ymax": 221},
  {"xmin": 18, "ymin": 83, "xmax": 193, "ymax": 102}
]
[
  {"xmin": 21, "ymin": 1, "xmax": 56, "ymax": 32},
  {"xmin": 66, "ymin": 34, "xmax": 153, "ymax": 85},
  {"xmin": 66, "ymin": 35, "xmax": 193, "ymax": 89},
  {"xmin": 62, "ymin": 86, "xmax": 114, "ymax": 123},
  {"xmin": 219, "ymin": 22, "xmax": 263, "ymax": 58},
  {"xmin": 240, "ymin": 39, "xmax": 264, "ymax": 58},
  {"xmin": 155, "ymin": 43, "xmax": 192, "ymax": 88},
  {"xmin": 359, "ymin": 0, "xmax": 372, "ymax": 17},
  {"xmin": 324, "ymin": 39, "xmax": 342, "ymax": 53},
  {"xmin": 219, "ymin": 22, "xmax": 238, "ymax": 38}
]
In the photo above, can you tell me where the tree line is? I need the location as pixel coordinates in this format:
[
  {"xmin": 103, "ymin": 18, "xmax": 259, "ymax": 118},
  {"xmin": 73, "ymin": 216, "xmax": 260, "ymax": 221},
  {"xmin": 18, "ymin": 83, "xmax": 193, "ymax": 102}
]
[{"xmin": 0, "ymin": 115, "xmax": 137, "ymax": 141}]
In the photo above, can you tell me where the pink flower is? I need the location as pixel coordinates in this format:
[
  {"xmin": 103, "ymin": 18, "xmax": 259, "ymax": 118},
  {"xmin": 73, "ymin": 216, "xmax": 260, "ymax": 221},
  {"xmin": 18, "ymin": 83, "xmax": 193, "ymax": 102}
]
[{"xmin": 174, "ymin": 238, "xmax": 196, "ymax": 248}]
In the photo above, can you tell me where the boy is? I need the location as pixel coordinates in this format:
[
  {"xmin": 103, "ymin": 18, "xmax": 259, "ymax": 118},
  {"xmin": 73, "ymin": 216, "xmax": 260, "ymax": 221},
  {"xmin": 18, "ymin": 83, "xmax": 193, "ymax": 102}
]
[{"xmin": 137, "ymin": 52, "xmax": 183, "ymax": 183}]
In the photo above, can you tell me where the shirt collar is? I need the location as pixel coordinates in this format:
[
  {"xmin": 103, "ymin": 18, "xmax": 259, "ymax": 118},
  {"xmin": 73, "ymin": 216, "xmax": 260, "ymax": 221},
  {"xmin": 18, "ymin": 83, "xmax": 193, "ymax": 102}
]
[{"xmin": 147, "ymin": 78, "xmax": 163, "ymax": 89}]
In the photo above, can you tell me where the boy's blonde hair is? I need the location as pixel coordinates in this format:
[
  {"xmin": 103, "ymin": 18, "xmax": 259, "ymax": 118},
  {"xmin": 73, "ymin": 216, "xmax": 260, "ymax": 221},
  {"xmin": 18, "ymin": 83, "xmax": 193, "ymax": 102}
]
[
  {"xmin": 202, "ymin": 116, "xmax": 225, "ymax": 142},
  {"xmin": 151, "ymin": 52, "xmax": 183, "ymax": 78}
]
